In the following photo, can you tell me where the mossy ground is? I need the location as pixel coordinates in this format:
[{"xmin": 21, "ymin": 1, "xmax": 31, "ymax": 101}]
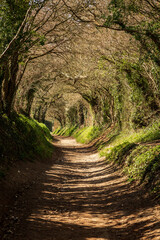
[{"xmin": 0, "ymin": 113, "xmax": 54, "ymax": 178}]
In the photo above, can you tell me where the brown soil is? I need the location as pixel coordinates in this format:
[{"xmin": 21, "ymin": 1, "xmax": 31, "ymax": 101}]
[{"xmin": 0, "ymin": 136, "xmax": 160, "ymax": 240}]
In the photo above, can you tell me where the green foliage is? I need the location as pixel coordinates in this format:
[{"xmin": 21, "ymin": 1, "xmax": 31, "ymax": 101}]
[
  {"xmin": 0, "ymin": 0, "xmax": 30, "ymax": 53},
  {"xmin": 74, "ymin": 127, "xmax": 100, "ymax": 144},
  {"xmin": 39, "ymin": 35, "xmax": 46, "ymax": 46},
  {"xmin": 53, "ymin": 125, "xmax": 78, "ymax": 137},
  {"xmin": 100, "ymin": 0, "xmax": 160, "ymax": 132},
  {"xmin": 140, "ymin": 121, "xmax": 160, "ymax": 143},
  {"xmin": 105, "ymin": 0, "xmax": 160, "ymax": 66},
  {"xmin": 125, "ymin": 145, "xmax": 160, "ymax": 186},
  {"xmin": 0, "ymin": 113, "xmax": 54, "ymax": 167},
  {"xmin": 53, "ymin": 127, "xmax": 62, "ymax": 135}
]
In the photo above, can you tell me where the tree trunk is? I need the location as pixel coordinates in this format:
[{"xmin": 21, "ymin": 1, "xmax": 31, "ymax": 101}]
[
  {"xmin": 25, "ymin": 88, "xmax": 36, "ymax": 117},
  {"xmin": 0, "ymin": 66, "xmax": 5, "ymax": 113},
  {"xmin": 39, "ymin": 103, "xmax": 48, "ymax": 123},
  {"xmin": 1, "ymin": 54, "xmax": 19, "ymax": 115}
]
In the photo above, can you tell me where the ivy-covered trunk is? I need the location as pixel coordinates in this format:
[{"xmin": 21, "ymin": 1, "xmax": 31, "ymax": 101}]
[{"xmin": 1, "ymin": 54, "xmax": 19, "ymax": 115}]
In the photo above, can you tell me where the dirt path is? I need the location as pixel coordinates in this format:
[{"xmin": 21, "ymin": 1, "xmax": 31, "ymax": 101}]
[{"xmin": 1, "ymin": 137, "xmax": 160, "ymax": 240}]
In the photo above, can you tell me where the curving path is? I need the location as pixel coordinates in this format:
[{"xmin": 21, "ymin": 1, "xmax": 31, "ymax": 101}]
[{"xmin": 1, "ymin": 137, "xmax": 160, "ymax": 240}]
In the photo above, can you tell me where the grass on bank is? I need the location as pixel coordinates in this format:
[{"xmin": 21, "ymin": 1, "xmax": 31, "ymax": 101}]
[
  {"xmin": 53, "ymin": 125, "xmax": 102, "ymax": 144},
  {"xmin": 0, "ymin": 113, "xmax": 54, "ymax": 178},
  {"xmin": 100, "ymin": 120, "xmax": 160, "ymax": 158},
  {"xmin": 100, "ymin": 120, "xmax": 160, "ymax": 194},
  {"xmin": 53, "ymin": 125, "xmax": 78, "ymax": 137}
]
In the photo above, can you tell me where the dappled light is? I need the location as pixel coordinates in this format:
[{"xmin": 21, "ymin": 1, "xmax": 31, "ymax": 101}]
[{"xmin": 12, "ymin": 137, "xmax": 160, "ymax": 240}]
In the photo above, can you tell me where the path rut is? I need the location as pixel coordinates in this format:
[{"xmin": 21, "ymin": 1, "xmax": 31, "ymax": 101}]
[{"xmin": 1, "ymin": 137, "xmax": 160, "ymax": 240}]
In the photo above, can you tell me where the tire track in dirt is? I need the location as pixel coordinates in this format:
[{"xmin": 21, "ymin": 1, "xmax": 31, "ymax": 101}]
[{"xmin": 1, "ymin": 136, "xmax": 160, "ymax": 240}]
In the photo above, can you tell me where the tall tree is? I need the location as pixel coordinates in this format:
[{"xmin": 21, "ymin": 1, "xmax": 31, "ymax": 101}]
[{"xmin": 0, "ymin": 0, "xmax": 93, "ymax": 114}]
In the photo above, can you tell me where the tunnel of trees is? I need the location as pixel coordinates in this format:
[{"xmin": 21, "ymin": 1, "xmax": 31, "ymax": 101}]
[{"xmin": 0, "ymin": 0, "xmax": 160, "ymax": 194}]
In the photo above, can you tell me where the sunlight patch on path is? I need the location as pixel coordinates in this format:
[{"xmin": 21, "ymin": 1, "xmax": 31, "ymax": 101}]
[{"xmin": 25, "ymin": 137, "xmax": 160, "ymax": 240}]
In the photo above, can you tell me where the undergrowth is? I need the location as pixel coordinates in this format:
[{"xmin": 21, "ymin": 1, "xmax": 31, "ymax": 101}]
[
  {"xmin": 100, "ymin": 120, "xmax": 160, "ymax": 195},
  {"xmin": 53, "ymin": 125, "xmax": 102, "ymax": 144},
  {"xmin": 0, "ymin": 113, "xmax": 54, "ymax": 178}
]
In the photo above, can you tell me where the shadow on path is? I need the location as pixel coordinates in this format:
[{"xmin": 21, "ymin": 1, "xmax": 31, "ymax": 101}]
[{"xmin": 3, "ymin": 137, "xmax": 160, "ymax": 240}]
